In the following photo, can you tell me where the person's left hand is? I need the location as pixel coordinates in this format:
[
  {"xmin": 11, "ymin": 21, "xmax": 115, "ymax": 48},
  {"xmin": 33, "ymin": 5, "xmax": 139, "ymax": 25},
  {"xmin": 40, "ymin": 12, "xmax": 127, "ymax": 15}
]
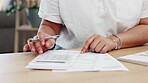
[{"xmin": 81, "ymin": 34, "xmax": 116, "ymax": 53}]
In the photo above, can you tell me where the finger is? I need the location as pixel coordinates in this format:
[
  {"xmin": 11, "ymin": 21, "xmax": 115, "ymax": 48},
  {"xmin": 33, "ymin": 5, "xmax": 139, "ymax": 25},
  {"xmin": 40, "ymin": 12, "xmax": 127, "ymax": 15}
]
[
  {"xmin": 33, "ymin": 35, "xmax": 38, "ymax": 40},
  {"xmin": 45, "ymin": 39, "xmax": 55, "ymax": 49},
  {"xmin": 27, "ymin": 38, "xmax": 35, "ymax": 52},
  {"xmin": 81, "ymin": 48, "xmax": 89, "ymax": 54},
  {"xmin": 45, "ymin": 40, "xmax": 52, "ymax": 49},
  {"xmin": 23, "ymin": 44, "xmax": 29, "ymax": 52},
  {"xmin": 81, "ymin": 38, "xmax": 94, "ymax": 53},
  {"xmin": 37, "ymin": 32, "xmax": 45, "ymax": 46},
  {"xmin": 81, "ymin": 34, "xmax": 98, "ymax": 53},
  {"xmin": 100, "ymin": 45, "xmax": 110, "ymax": 53},
  {"xmin": 42, "ymin": 46, "xmax": 49, "ymax": 51},
  {"xmin": 94, "ymin": 42, "xmax": 105, "ymax": 53},
  {"xmin": 89, "ymin": 38, "xmax": 101, "ymax": 51},
  {"xmin": 49, "ymin": 39, "xmax": 56, "ymax": 48},
  {"xmin": 35, "ymin": 41, "xmax": 43, "ymax": 54}
]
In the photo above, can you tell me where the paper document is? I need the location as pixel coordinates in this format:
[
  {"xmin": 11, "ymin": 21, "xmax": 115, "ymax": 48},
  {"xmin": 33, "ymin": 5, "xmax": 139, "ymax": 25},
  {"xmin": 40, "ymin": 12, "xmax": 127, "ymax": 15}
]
[
  {"xmin": 118, "ymin": 51, "xmax": 148, "ymax": 66},
  {"xmin": 26, "ymin": 50, "xmax": 128, "ymax": 72}
]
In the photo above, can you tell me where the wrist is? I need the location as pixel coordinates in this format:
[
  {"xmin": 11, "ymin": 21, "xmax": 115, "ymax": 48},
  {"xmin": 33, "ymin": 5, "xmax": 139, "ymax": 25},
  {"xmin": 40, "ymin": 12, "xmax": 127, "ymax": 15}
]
[{"xmin": 108, "ymin": 34, "xmax": 122, "ymax": 50}]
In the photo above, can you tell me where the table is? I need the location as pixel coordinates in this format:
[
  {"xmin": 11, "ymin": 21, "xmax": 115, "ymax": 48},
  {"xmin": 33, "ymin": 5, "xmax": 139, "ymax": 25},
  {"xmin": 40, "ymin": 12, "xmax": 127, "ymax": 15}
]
[{"xmin": 0, "ymin": 45, "xmax": 148, "ymax": 83}]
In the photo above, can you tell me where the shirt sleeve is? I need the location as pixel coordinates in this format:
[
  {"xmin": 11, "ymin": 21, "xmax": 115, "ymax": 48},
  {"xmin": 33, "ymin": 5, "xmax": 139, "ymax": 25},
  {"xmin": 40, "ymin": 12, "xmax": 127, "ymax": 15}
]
[
  {"xmin": 141, "ymin": 0, "xmax": 148, "ymax": 18},
  {"xmin": 38, "ymin": 0, "xmax": 63, "ymax": 24}
]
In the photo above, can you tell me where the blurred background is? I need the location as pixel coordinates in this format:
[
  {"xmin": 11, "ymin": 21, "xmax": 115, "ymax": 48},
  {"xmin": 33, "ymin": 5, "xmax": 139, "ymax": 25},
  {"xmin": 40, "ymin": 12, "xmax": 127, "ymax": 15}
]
[{"xmin": 0, "ymin": 0, "xmax": 41, "ymax": 53}]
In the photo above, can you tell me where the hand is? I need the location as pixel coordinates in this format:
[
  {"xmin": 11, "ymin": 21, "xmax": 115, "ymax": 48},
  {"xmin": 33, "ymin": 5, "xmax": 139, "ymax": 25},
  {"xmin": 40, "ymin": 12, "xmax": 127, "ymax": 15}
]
[
  {"xmin": 23, "ymin": 32, "xmax": 56, "ymax": 54},
  {"xmin": 81, "ymin": 34, "xmax": 116, "ymax": 53}
]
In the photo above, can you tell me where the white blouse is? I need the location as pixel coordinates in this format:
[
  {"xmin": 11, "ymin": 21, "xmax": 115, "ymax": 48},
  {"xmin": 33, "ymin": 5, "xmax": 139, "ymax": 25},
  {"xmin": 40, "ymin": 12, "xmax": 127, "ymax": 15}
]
[{"xmin": 38, "ymin": 0, "xmax": 148, "ymax": 49}]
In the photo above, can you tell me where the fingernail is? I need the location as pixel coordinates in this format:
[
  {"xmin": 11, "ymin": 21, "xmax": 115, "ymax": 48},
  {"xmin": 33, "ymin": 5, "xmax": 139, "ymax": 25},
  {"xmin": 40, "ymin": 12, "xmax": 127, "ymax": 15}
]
[
  {"xmin": 49, "ymin": 44, "xmax": 54, "ymax": 48},
  {"xmin": 23, "ymin": 48, "xmax": 26, "ymax": 52},
  {"xmin": 31, "ymin": 49, "xmax": 35, "ymax": 52},
  {"xmin": 42, "ymin": 42, "xmax": 45, "ymax": 45},
  {"xmin": 46, "ymin": 43, "xmax": 50, "ymax": 47},
  {"xmin": 80, "ymin": 51, "xmax": 84, "ymax": 54},
  {"xmin": 39, "ymin": 50, "xmax": 43, "ymax": 54}
]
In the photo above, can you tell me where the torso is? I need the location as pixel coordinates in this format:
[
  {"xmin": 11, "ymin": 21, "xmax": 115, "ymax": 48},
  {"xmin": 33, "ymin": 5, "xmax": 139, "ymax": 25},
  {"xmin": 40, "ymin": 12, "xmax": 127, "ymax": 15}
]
[{"xmin": 56, "ymin": 0, "xmax": 143, "ymax": 49}]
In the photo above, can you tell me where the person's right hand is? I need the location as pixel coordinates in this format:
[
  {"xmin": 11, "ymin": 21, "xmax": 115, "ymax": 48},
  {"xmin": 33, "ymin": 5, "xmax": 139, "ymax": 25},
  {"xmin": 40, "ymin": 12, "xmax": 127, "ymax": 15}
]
[{"xmin": 23, "ymin": 32, "xmax": 56, "ymax": 54}]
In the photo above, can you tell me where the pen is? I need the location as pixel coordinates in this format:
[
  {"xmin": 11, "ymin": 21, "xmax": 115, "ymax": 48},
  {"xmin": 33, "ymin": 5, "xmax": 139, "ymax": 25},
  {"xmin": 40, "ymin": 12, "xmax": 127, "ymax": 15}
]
[{"xmin": 30, "ymin": 35, "xmax": 59, "ymax": 42}]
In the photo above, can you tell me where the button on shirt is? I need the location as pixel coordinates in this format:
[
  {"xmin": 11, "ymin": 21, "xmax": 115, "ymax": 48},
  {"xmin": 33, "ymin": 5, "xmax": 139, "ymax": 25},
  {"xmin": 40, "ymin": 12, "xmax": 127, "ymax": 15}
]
[{"xmin": 38, "ymin": 0, "xmax": 148, "ymax": 49}]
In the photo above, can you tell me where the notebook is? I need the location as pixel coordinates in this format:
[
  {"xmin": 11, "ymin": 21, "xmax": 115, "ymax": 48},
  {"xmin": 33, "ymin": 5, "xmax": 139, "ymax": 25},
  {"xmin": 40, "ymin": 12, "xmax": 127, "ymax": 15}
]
[{"xmin": 117, "ymin": 51, "xmax": 148, "ymax": 66}]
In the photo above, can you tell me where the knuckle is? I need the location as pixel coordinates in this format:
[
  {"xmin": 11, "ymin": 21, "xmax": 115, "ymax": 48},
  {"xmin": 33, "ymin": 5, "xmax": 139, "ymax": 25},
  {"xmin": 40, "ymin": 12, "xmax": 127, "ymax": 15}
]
[
  {"xmin": 50, "ymin": 39, "xmax": 56, "ymax": 43},
  {"xmin": 96, "ymin": 36, "xmax": 102, "ymax": 39},
  {"xmin": 106, "ymin": 46, "xmax": 110, "ymax": 50},
  {"xmin": 40, "ymin": 38, "xmax": 44, "ymax": 42},
  {"xmin": 106, "ymin": 42, "xmax": 110, "ymax": 45},
  {"xmin": 46, "ymin": 40, "xmax": 51, "ymax": 44},
  {"xmin": 101, "ymin": 42, "xmax": 105, "ymax": 45},
  {"xmin": 35, "ymin": 43, "xmax": 41, "ymax": 47},
  {"xmin": 35, "ymin": 44, "xmax": 41, "ymax": 48},
  {"xmin": 37, "ymin": 32, "xmax": 42, "ymax": 35},
  {"xmin": 37, "ymin": 33, "xmax": 44, "ymax": 39},
  {"xmin": 99, "ymin": 36, "xmax": 104, "ymax": 39},
  {"xmin": 86, "ymin": 40, "xmax": 91, "ymax": 44},
  {"xmin": 36, "ymin": 46, "xmax": 42, "ymax": 50},
  {"xmin": 93, "ymin": 34, "xmax": 98, "ymax": 36},
  {"xmin": 37, "ymin": 47, "xmax": 42, "ymax": 50}
]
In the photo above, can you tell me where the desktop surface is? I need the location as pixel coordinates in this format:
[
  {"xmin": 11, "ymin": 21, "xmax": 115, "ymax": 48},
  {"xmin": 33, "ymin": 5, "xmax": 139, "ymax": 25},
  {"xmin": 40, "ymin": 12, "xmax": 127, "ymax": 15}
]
[{"xmin": 0, "ymin": 45, "xmax": 148, "ymax": 83}]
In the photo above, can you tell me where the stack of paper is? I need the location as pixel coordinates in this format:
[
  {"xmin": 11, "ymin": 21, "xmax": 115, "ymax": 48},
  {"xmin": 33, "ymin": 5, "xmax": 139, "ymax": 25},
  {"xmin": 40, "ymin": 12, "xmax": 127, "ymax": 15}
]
[
  {"xmin": 118, "ymin": 51, "xmax": 148, "ymax": 66},
  {"xmin": 26, "ymin": 50, "xmax": 128, "ymax": 72}
]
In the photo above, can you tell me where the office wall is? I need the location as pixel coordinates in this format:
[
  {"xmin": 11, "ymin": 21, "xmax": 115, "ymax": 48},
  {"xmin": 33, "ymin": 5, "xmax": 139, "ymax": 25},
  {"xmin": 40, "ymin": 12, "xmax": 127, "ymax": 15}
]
[
  {"xmin": 0, "ymin": 28, "xmax": 14, "ymax": 53},
  {"xmin": 0, "ymin": 11, "xmax": 15, "ymax": 53},
  {"xmin": 0, "ymin": 0, "xmax": 37, "ymax": 53},
  {"xmin": 0, "ymin": 11, "xmax": 36, "ymax": 53},
  {"xmin": 0, "ymin": 28, "xmax": 36, "ymax": 53}
]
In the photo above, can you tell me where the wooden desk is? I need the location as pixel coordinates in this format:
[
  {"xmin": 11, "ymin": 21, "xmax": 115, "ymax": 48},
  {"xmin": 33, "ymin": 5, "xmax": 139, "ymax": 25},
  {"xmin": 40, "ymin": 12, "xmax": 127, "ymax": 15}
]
[{"xmin": 0, "ymin": 46, "xmax": 148, "ymax": 83}]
